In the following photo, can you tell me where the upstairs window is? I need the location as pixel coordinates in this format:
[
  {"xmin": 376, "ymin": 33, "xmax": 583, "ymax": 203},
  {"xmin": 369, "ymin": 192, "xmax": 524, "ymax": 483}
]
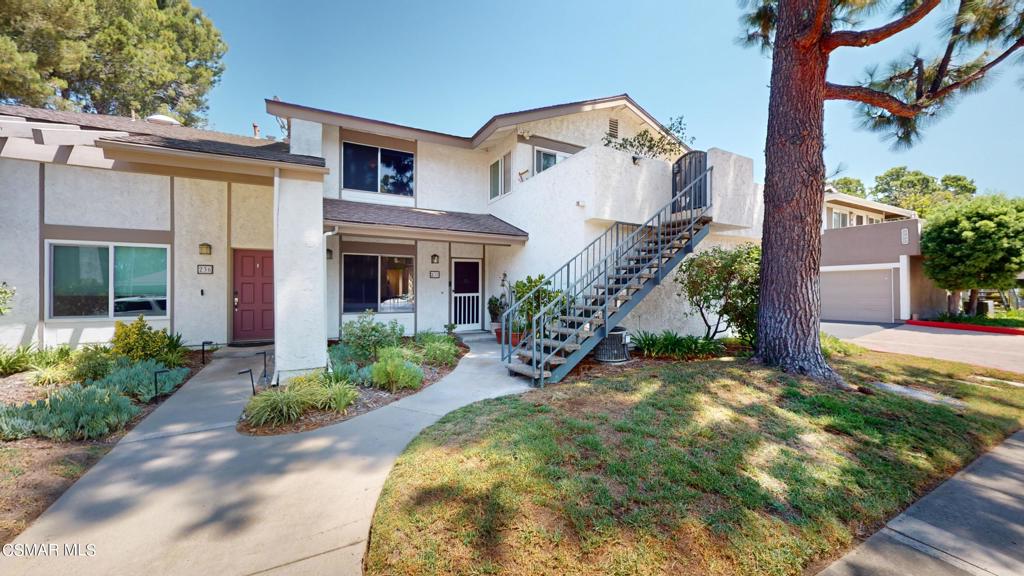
[
  {"xmin": 535, "ymin": 147, "xmax": 570, "ymax": 174},
  {"xmin": 489, "ymin": 152, "xmax": 511, "ymax": 200},
  {"xmin": 343, "ymin": 142, "xmax": 414, "ymax": 196}
]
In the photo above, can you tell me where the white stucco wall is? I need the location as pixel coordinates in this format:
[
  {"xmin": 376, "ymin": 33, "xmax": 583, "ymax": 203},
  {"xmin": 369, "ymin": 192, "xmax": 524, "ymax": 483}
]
[
  {"xmin": 416, "ymin": 241, "xmax": 450, "ymax": 332},
  {"xmin": 0, "ymin": 159, "xmax": 40, "ymax": 348},
  {"xmin": 173, "ymin": 177, "xmax": 229, "ymax": 345},
  {"xmin": 231, "ymin": 183, "xmax": 273, "ymax": 249},
  {"xmin": 45, "ymin": 164, "xmax": 170, "ymax": 230},
  {"xmin": 273, "ymin": 173, "xmax": 327, "ymax": 375},
  {"xmin": 322, "ymin": 125, "xmax": 340, "ymax": 199},
  {"xmin": 519, "ymin": 108, "xmax": 650, "ymax": 149},
  {"xmin": 416, "ymin": 141, "xmax": 490, "ymax": 212},
  {"xmin": 706, "ymin": 148, "xmax": 763, "ymax": 235}
]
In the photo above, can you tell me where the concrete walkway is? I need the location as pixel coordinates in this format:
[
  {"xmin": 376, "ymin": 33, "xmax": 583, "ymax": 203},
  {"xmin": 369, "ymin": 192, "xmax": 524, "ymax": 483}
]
[
  {"xmin": 1, "ymin": 334, "xmax": 529, "ymax": 576},
  {"xmin": 820, "ymin": 430, "xmax": 1024, "ymax": 576},
  {"xmin": 822, "ymin": 322, "xmax": 1024, "ymax": 374}
]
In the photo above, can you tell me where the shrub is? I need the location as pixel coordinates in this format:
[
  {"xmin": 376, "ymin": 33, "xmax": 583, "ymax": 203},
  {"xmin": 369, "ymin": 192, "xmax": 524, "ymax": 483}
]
[
  {"xmin": 355, "ymin": 366, "xmax": 374, "ymax": 386},
  {"xmin": 0, "ymin": 345, "xmax": 32, "ymax": 376},
  {"xmin": 243, "ymin": 387, "xmax": 307, "ymax": 427},
  {"xmin": 820, "ymin": 333, "xmax": 866, "ymax": 360},
  {"xmin": 6, "ymin": 384, "xmax": 140, "ymax": 441},
  {"xmin": 0, "ymin": 404, "xmax": 33, "ymax": 440},
  {"xmin": 422, "ymin": 340, "xmax": 459, "ymax": 367},
  {"xmin": 29, "ymin": 362, "xmax": 72, "ymax": 386},
  {"xmin": 341, "ymin": 311, "xmax": 404, "ymax": 362},
  {"xmin": 69, "ymin": 345, "xmax": 113, "ymax": 382},
  {"xmin": 370, "ymin": 352, "xmax": 424, "ymax": 393},
  {"xmin": 674, "ymin": 243, "xmax": 761, "ymax": 344},
  {"xmin": 157, "ymin": 348, "xmax": 189, "ymax": 368},
  {"xmin": 328, "ymin": 343, "xmax": 358, "ymax": 367},
  {"xmin": 331, "ymin": 360, "xmax": 360, "ymax": 382},
  {"xmin": 90, "ymin": 358, "xmax": 189, "ymax": 403},
  {"xmin": 414, "ymin": 331, "xmax": 455, "ymax": 347},
  {"xmin": 112, "ymin": 315, "xmax": 170, "ymax": 361},
  {"xmin": 632, "ymin": 330, "xmax": 661, "ymax": 357},
  {"xmin": 324, "ymin": 382, "xmax": 359, "ymax": 413},
  {"xmin": 30, "ymin": 344, "xmax": 72, "ymax": 368}
]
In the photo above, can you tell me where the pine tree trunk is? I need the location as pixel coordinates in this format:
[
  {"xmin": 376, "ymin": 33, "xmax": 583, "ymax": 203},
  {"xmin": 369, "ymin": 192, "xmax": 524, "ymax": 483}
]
[
  {"xmin": 948, "ymin": 290, "xmax": 961, "ymax": 315},
  {"xmin": 754, "ymin": 0, "xmax": 845, "ymax": 386}
]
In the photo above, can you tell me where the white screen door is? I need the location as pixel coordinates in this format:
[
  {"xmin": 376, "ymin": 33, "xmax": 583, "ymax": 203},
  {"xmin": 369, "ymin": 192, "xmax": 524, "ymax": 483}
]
[{"xmin": 451, "ymin": 259, "xmax": 481, "ymax": 331}]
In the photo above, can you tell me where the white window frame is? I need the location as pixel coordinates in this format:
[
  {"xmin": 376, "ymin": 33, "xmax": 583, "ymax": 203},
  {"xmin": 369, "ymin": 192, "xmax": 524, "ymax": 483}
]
[
  {"xmin": 831, "ymin": 210, "xmax": 849, "ymax": 229},
  {"xmin": 340, "ymin": 252, "xmax": 416, "ymax": 315},
  {"xmin": 45, "ymin": 240, "xmax": 171, "ymax": 321},
  {"xmin": 341, "ymin": 140, "xmax": 415, "ymax": 197},
  {"xmin": 488, "ymin": 157, "xmax": 505, "ymax": 201},
  {"xmin": 534, "ymin": 146, "xmax": 569, "ymax": 175}
]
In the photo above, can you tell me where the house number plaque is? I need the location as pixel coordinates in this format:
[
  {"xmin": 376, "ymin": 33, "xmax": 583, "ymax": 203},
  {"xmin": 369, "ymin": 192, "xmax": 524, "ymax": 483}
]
[{"xmin": 197, "ymin": 264, "xmax": 214, "ymax": 275}]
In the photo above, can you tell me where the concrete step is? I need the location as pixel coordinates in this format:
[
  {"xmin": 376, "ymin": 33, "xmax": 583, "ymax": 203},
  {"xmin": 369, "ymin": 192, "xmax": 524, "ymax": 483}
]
[
  {"xmin": 518, "ymin": 352, "xmax": 568, "ymax": 366},
  {"xmin": 507, "ymin": 363, "xmax": 551, "ymax": 379},
  {"xmin": 558, "ymin": 315, "xmax": 604, "ymax": 326},
  {"xmin": 538, "ymin": 338, "xmax": 581, "ymax": 352},
  {"xmin": 547, "ymin": 325, "xmax": 593, "ymax": 338}
]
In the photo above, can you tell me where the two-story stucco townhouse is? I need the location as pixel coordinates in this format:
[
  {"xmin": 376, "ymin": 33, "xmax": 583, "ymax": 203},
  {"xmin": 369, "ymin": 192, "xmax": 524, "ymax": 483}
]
[{"xmin": 0, "ymin": 95, "xmax": 763, "ymax": 380}]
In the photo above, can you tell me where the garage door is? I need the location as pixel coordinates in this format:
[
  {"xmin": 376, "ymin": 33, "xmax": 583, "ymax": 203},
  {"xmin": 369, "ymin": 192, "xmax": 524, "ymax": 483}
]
[{"xmin": 821, "ymin": 269, "xmax": 894, "ymax": 323}]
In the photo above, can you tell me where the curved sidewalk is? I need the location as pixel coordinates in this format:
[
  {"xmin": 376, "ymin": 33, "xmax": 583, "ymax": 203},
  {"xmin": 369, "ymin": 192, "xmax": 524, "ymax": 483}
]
[{"xmin": 1, "ymin": 335, "xmax": 529, "ymax": 576}]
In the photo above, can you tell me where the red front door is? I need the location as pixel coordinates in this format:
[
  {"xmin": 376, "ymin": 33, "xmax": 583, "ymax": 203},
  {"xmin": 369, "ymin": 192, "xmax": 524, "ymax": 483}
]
[{"xmin": 233, "ymin": 249, "xmax": 274, "ymax": 342}]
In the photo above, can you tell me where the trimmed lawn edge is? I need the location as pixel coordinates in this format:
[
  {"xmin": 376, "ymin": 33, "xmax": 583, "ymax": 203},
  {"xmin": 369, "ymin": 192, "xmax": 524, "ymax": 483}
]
[{"xmin": 908, "ymin": 319, "xmax": 1024, "ymax": 336}]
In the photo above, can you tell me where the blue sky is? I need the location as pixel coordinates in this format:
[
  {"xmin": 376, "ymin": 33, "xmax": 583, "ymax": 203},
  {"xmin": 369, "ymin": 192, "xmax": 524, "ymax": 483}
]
[{"xmin": 195, "ymin": 0, "xmax": 1022, "ymax": 196}]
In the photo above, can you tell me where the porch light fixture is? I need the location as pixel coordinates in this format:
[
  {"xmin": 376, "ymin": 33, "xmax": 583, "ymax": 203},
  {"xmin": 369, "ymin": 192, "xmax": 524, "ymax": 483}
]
[
  {"xmin": 198, "ymin": 242, "xmax": 212, "ymax": 256},
  {"xmin": 431, "ymin": 254, "xmax": 440, "ymax": 264},
  {"xmin": 326, "ymin": 248, "xmax": 334, "ymax": 260}
]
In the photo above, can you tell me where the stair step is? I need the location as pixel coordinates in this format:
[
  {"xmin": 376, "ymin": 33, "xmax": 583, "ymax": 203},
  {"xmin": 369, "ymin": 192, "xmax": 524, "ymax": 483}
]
[
  {"xmin": 595, "ymin": 282, "xmax": 640, "ymax": 291},
  {"xmin": 538, "ymin": 338, "xmax": 581, "ymax": 352},
  {"xmin": 559, "ymin": 315, "xmax": 604, "ymax": 325},
  {"xmin": 548, "ymin": 326, "xmax": 594, "ymax": 338},
  {"xmin": 610, "ymin": 272, "xmax": 655, "ymax": 280},
  {"xmin": 518, "ymin": 352, "xmax": 568, "ymax": 366},
  {"xmin": 507, "ymin": 363, "xmax": 551, "ymax": 379},
  {"xmin": 576, "ymin": 304, "xmax": 619, "ymax": 313}
]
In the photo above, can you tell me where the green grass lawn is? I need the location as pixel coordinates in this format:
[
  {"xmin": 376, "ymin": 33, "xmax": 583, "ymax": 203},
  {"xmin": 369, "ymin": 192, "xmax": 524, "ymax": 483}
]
[
  {"xmin": 366, "ymin": 351, "xmax": 1024, "ymax": 576},
  {"xmin": 935, "ymin": 309, "xmax": 1024, "ymax": 329}
]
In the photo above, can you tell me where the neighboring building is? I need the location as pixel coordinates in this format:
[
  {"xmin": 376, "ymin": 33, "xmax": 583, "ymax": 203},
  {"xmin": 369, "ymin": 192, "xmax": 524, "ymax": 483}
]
[
  {"xmin": 820, "ymin": 189, "xmax": 947, "ymax": 323},
  {"xmin": 0, "ymin": 94, "xmax": 764, "ymax": 380}
]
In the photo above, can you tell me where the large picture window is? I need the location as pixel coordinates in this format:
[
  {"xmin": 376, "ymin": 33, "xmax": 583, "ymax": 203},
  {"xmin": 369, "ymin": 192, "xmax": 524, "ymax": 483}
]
[
  {"xmin": 50, "ymin": 243, "xmax": 169, "ymax": 318},
  {"xmin": 343, "ymin": 254, "xmax": 415, "ymax": 314},
  {"xmin": 343, "ymin": 142, "xmax": 414, "ymax": 196}
]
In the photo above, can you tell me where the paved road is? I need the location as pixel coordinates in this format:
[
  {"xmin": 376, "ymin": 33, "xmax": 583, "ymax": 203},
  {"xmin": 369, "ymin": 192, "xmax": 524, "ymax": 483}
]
[
  {"xmin": 820, "ymin": 430, "xmax": 1024, "ymax": 576},
  {"xmin": 822, "ymin": 322, "xmax": 1024, "ymax": 374},
  {"xmin": 0, "ymin": 335, "xmax": 529, "ymax": 576}
]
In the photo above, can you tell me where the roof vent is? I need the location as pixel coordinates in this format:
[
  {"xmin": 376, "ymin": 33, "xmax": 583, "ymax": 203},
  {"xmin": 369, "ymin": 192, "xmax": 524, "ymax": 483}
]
[
  {"xmin": 608, "ymin": 118, "xmax": 619, "ymax": 139},
  {"xmin": 144, "ymin": 114, "xmax": 181, "ymax": 126}
]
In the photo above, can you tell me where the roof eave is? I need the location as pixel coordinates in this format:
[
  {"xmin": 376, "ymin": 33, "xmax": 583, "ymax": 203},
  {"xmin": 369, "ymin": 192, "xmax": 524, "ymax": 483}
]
[
  {"xmin": 95, "ymin": 139, "xmax": 329, "ymax": 175},
  {"xmin": 327, "ymin": 220, "xmax": 528, "ymax": 246}
]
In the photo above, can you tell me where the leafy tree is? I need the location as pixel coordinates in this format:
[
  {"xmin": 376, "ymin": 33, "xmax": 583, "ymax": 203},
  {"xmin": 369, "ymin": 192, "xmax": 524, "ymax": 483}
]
[
  {"xmin": 0, "ymin": 0, "xmax": 226, "ymax": 126},
  {"xmin": 603, "ymin": 116, "xmax": 695, "ymax": 159},
  {"xmin": 739, "ymin": 0, "xmax": 1023, "ymax": 386},
  {"xmin": 829, "ymin": 176, "xmax": 867, "ymax": 197},
  {"xmin": 872, "ymin": 166, "xmax": 976, "ymax": 217},
  {"xmin": 674, "ymin": 244, "xmax": 761, "ymax": 343},
  {"xmin": 0, "ymin": 282, "xmax": 14, "ymax": 315},
  {"xmin": 921, "ymin": 195, "xmax": 1024, "ymax": 314}
]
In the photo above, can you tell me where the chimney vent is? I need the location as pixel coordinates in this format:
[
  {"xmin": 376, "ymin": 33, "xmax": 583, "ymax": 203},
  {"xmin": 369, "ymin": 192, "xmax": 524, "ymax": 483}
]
[{"xmin": 252, "ymin": 123, "xmax": 260, "ymax": 138}]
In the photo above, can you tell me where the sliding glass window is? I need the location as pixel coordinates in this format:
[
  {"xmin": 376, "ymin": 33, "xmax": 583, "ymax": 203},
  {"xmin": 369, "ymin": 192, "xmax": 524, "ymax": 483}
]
[
  {"xmin": 50, "ymin": 243, "xmax": 168, "ymax": 318},
  {"xmin": 342, "ymin": 254, "xmax": 415, "ymax": 314}
]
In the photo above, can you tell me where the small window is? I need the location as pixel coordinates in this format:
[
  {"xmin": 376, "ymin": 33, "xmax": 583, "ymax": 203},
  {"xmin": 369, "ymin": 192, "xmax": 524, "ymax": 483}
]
[
  {"xmin": 343, "ymin": 142, "xmax": 414, "ymax": 196},
  {"xmin": 489, "ymin": 159, "xmax": 502, "ymax": 200},
  {"xmin": 831, "ymin": 211, "xmax": 849, "ymax": 229},
  {"xmin": 868, "ymin": 217, "xmax": 881, "ymax": 225},
  {"xmin": 536, "ymin": 149, "xmax": 558, "ymax": 174},
  {"xmin": 855, "ymin": 215, "xmax": 864, "ymax": 226}
]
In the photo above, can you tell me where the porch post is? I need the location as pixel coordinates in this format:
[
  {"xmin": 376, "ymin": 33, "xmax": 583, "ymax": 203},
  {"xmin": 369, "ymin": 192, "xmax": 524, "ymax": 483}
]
[{"xmin": 273, "ymin": 168, "xmax": 327, "ymax": 377}]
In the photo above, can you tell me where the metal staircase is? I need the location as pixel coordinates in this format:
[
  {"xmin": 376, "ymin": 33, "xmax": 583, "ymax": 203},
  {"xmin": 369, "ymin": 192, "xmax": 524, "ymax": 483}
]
[{"xmin": 500, "ymin": 155, "xmax": 714, "ymax": 386}]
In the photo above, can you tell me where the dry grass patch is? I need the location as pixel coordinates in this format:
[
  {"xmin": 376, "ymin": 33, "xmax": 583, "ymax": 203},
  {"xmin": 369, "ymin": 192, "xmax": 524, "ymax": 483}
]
[{"xmin": 366, "ymin": 350, "xmax": 1024, "ymax": 576}]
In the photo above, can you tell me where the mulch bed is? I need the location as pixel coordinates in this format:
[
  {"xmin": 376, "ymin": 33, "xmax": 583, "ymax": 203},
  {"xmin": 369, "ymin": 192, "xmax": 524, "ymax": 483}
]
[
  {"xmin": 566, "ymin": 341, "xmax": 753, "ymax": 382},
  {"xmin": 237, "ymin": 340, "xmax": 470, "ymax": 436},
  {"xmin": 0, "ymin": 349, "xmax": 206, "ymax": 545}
]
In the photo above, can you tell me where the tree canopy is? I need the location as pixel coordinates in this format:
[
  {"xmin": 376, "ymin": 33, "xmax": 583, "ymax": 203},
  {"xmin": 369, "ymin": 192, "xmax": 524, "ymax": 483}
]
[
  {"xmin": 873, "ymin": 166, "xmax": 977, "ymax": 216},
  {"xmin": 0, "ymin": 0, "xmax": 226, "ymax": 126},
  {"xmin": 828, "ymin": 176, "xmax": 867, "ymax": 197},
  {"xmin": 921, "ymin": 195, "xmax": 1024, "ymax": 294},
  {"xmin": 741, "ymin": 0, "xmax": 1024, "ymax": 147}
]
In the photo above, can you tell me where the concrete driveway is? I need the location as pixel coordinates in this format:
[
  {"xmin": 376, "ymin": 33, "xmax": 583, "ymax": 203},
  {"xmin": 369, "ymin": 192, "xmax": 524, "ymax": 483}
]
[
  {"xmin": 0, "ymin": 335, "xmax": 529, "ymax": 576},
  {"xmin": 822, "ymin": 322, "xmax": 1024, "ymax": 374}
]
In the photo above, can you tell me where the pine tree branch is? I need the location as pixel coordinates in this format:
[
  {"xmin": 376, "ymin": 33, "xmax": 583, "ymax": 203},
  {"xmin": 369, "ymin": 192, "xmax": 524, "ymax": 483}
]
[
  {"xmin": 825, "ymin": 82, "xmax": 920, "ymax": 117},
  {"xmin": 798, "ymin": 0, "xmax": 833, "ymax": 48},
  {"xmin": 824, "ymin": 0, "xmax": 942, "ymax": 50},
  {"xmin": 929, "ymin": 37, "xmax": 1024, "ymax": 101},
  {"xmin": 930, "ymin": 0, "xmax": 968, "ymax": 94}
]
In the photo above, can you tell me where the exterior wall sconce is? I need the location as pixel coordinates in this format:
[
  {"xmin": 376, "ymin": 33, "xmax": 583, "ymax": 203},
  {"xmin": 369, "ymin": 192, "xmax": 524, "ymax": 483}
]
[
  {"xmin": 326, "ymin": 248, "xmax": 334, "ymax": 260},
  {"xmin": 431, "ymin": 254, "xmax": 439, "ymax": 264},
  {"xmin": 198, "ymin": 242, "xmax": 212, "ymax": 256}
]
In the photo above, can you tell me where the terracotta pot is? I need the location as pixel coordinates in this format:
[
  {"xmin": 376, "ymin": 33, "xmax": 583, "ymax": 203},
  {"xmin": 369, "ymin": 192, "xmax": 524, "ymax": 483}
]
[{"xmin": 494, "ymin": 328, "xmax": 525, "ymax": 346}]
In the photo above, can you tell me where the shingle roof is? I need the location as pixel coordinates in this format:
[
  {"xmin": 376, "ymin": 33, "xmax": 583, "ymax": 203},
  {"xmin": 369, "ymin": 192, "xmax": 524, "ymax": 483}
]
[
  {"xmin": 0, "ymin": 104, "xmax": 324, "ymax": 167},
  {"xmin": 323, "ymin": 199, "xmax": 528, "ymax": 238}
]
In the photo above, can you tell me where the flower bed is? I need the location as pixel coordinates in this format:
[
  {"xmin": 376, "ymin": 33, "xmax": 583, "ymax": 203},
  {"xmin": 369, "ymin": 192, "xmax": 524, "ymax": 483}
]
[{"xmin": 239, "ymin": 312, "xmax": 469, "ymax": 436}]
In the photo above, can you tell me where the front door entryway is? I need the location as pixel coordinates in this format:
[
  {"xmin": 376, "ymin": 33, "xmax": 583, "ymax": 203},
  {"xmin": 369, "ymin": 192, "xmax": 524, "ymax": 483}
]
[
  {"xmin": 451, "ymin": 259, "xmax": 481, "ymax": 332},
  {"xmin": 233, "ymin": 249, "xmax": 274, "ymax": 342}
]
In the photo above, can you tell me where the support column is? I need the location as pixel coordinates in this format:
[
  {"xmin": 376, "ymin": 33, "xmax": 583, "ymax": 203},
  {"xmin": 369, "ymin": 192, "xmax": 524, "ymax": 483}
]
[{"xmin": 273, "ymin": 168, "xmax": 327, "ymax": 378}]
